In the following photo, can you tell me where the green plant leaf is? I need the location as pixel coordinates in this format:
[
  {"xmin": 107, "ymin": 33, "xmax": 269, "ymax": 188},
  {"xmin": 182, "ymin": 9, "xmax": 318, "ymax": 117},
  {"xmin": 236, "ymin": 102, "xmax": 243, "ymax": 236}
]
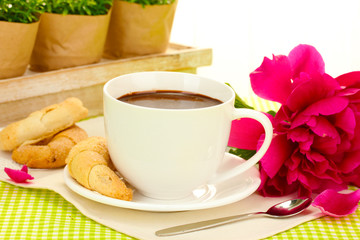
[
  {"xmin": 0, "ymin": 0, "xmax": 43, "ymax": 23},
  {"xmin": 225, "ymin": 83, "xmax": 254, "ymax": 109},
  {"xmin": 267, "ymin": 110, "xmax": 276, "ymax": 117},
  {"xmin": 42, "ymin": 0, "xmax": 112, "ymax": 16},
  {"xmin": 228, "ymin": 147, "xmax": 256, "ymax": 160},
  {"xmin": 120, "ymin": 0, "xmax": 176, "ymax": 7}
]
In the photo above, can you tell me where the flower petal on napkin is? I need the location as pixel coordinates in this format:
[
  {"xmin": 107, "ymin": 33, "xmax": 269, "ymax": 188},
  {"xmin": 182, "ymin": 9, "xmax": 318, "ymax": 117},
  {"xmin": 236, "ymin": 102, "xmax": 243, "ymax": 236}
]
[
  {"xmin": 312, "ymin": 189, "xmax": 360, "ymax": 217},
  {"xmin": 4, "ymin": 165, "xmax": 34, "ymax": 183}
]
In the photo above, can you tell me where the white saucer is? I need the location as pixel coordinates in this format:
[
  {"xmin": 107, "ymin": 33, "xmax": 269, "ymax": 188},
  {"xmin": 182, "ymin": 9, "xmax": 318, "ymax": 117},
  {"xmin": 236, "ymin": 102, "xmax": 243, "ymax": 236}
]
[{"xmin": 64, "ymin": 152, "xmax": 260, "ymax": 212}]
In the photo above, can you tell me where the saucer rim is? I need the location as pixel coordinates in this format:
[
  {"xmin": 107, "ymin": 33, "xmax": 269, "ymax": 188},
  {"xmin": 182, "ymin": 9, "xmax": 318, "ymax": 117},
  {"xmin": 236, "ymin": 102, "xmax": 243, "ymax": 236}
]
[{"xmin": 63, "ymin": 153, "xmax": 261, "ymax": 212}]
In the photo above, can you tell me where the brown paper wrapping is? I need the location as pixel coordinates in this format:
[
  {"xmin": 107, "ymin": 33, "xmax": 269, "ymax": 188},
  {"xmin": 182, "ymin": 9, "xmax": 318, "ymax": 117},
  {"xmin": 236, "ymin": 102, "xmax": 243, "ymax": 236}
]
[
  {"xmin": 30, "ymin": 11, "xmax": 111, "ymax": 72},
  {"xmin": 103, "ymin": 0, "xmax": 178, "ymax": 59},
  {"xmin": 0, "ymin": 21, "xmax": 39, "ymax": 80}
]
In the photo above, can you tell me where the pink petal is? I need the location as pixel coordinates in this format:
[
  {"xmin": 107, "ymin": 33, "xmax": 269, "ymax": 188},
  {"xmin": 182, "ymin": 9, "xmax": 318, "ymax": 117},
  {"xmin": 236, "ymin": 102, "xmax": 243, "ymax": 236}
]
[
  {"xmin": 229, "ymin": 113, "xmax": 274, "ymax": 150},
  {"xmin": 342, "ymin": 169, "xmax": 360, "ymax": 187},
  {"xmin": 4, "ymin": 166, "xmax": 34, "ymax": 183},
  {"xmin": 336, "ymin": 71, "xmax": 360, "ymax": 88},
  {"xmin": 288, "ymin": 127, "xmax": 311, "ymax": 142},
  {"xmin": 287, "ymin": 128, "xmax": 314, "ymax": 152},
  {"xmin": 291, "ymin": 96, "xmax": 348, "ymax": 129},
  {"xmin": 260, "ymin": 133, "xmax": 295, "ymax": 178},
  {"xmin": 312, "ymin": 189, "xmax": 360, "ymax": 217},
  {"xmin": 287, "ymin": 74, "xmax": 340, "ymax": 113},
  {"xmin": 250, "ymin": 55, "xmax": 292, "ymax": 104},
  {"xmin": 273, "ymin": 106, "xmax": 292, "ymax": 130},
  {"xmin": 312, "ymin": 135, "xmax": 339, "ymax": 155},
  {"xmin": 311, "ymin": 179, "xmax": 347, "ymax": 194},
  {"xmin": 21, "ymin": 165, "xmax": 29, "ymax": 173},
  {"xmin": 309, "ymin": 116, "xmax": 339, "ymax": 139},
  {"xmin": 228, "ymin": 118, "xmax": 265, "ymax": 150},
  {"xmin": 302, "ymin": 96, "xmax": 348, "ymax": 116},
  {"xmin": 258, "ymin": 166, "xmax": 299, "ymax": 197},
  {"xmin": 335, "ymin": 107, "xmax": 356, "ymax": 135},
  {"xmin": 336, "ymin": 88, "xmax": 360, "ymax": 97},
  {"xmin": 288, "ymin": 44, "xmax": 325, "ymax": 79},
  {"xmin": 287, "ymin": 168, "xmax": 300, "ymax": 184},
  {"xmin": 336, "ymin": 135, "xmax": 352, "ymax": 152},
  {"xmin": 298, "ymin": 171, "xmax": 345, "ymax": 193},
  {"xmin": 302, "ymin": 152, "xmax": 344, "ymax": 185},
  {"xmin": 286, "ymin": 151, "xmax": 303, "ymax": 171},
  {"xmin": 340, "ymin": 150, "xmax": 360, "ymax": 173},
  {"xmin": 349, "ymin": 116, "xmax": 360, "ymax": 152}
]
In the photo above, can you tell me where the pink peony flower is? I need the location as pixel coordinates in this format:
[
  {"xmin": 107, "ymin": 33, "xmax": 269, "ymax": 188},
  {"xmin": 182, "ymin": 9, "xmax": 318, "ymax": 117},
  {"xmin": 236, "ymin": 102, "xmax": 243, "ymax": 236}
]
[
  {"xmin": 229, "ymin": 44, "xmax": 360, "ymax": 216},
  {"xmin": 4, "ymin": 165, "xmax": 34, "ymax": 183}
]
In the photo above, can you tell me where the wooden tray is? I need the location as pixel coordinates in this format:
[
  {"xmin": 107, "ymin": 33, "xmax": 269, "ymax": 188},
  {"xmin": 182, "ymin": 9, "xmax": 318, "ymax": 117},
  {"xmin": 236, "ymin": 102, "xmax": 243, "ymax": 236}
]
[{"xmin": 0, "ymin": 43, "xmax": 212, "ymax": 126}]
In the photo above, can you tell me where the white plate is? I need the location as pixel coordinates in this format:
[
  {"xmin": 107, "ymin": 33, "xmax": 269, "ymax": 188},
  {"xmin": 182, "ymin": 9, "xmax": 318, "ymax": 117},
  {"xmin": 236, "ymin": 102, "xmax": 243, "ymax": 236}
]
[{"xmin": 64, "ymin": 152, "xmax": 260, "ymax": 212}]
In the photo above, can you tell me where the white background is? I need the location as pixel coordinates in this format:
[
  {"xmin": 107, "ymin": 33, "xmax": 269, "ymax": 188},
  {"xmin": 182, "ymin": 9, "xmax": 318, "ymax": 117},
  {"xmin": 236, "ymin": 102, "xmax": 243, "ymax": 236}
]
[{"xmin": 170, "ymin": 0, "xmax": 360, "ymax": 97}]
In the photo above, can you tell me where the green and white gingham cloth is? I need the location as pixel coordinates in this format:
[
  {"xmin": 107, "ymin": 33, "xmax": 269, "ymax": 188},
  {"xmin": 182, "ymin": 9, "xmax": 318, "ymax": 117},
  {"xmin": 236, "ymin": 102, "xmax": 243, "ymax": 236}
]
[
  {"xmin": 1, "ymin": 96, "xmax": 359, "ymax": 239},
  {"xmin": 1, "ymin": 180, "xmax": 360, "ymax": 239}
]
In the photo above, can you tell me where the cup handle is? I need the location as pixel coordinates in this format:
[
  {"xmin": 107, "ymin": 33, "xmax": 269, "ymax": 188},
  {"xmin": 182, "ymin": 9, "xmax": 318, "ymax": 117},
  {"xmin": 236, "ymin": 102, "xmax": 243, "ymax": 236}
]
[{"xmin": 209, "ymin": 108, "xmax": 273, "ymax": 184}]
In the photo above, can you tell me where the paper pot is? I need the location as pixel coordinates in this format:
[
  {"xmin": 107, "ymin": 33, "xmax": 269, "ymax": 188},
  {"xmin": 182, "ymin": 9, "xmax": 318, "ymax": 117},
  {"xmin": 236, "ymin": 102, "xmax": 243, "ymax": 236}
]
[
  {"xmin": 0, "ymin": 21, "xmax": 39, "ymax": 79},
  {"xmin": 103, "ymin": 0, "xmax": 178, "ymax": 59},
  {"xmin": 30, "ymin": 11, "xmax": 111, "ymax": 72}
]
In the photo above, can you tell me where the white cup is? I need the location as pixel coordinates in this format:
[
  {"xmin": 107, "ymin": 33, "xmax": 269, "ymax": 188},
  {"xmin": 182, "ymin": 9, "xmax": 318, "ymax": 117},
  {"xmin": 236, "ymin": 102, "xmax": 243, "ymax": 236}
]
[{"xmin": 103, "ymin": 71, "xmax": 273, "ymax": 200}]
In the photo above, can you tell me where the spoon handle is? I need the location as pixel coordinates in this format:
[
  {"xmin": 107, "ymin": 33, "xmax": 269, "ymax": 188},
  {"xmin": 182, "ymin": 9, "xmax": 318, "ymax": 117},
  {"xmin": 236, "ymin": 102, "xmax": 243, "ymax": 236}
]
[{"xmin": 155, "ymin": 212, "xmax": 264, "ymax": 237}]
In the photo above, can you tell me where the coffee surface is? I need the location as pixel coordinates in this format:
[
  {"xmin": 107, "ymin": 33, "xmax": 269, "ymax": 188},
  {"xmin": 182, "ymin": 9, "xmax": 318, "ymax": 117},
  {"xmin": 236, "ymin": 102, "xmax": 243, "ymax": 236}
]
[{"xmin": 117, "ymin": 90, "xmax": 222, "ymax": 109}]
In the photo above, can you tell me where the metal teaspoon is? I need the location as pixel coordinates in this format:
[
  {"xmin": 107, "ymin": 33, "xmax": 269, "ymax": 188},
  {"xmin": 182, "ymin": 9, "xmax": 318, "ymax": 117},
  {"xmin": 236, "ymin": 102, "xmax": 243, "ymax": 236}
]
[{"xmin": 155, "ymin": 197, "xmax": 312, "ymax": 237}]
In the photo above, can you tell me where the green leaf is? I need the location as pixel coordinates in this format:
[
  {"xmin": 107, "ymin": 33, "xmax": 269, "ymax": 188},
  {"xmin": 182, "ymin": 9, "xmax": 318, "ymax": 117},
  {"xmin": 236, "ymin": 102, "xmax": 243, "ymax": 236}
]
[
  {"xmin": 121, "ymin": 0, "xmax": 176, "ymax": 6},
  {"xmin": 228, "ymin": 147, "xmax": 256, "ymax": 160},
  {"xmin": 41, "ymin": 0, "xmax": 112, "ymax": 16},
  {"xmin": 0, "ymin": 0, "xmax": 43, "ymax": 23},
  {"xmin": 267, "ymin": 110, "xmax": 277, "ymax": 117},
  {"xmin": 225, "ymin": 83, "xmax": 254, "ymax": 109}
]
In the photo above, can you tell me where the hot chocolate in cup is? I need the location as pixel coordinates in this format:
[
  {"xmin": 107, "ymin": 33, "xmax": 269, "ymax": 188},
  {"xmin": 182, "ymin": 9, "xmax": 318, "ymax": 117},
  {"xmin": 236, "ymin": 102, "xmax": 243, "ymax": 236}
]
[{"xmin": 103, "ymin": 71, "xmax": 273, "ymax": 200}]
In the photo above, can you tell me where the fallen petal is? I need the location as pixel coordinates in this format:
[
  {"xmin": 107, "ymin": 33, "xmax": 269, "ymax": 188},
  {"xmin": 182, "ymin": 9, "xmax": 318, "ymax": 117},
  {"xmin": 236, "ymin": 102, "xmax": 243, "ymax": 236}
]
[
  {"xmin": 312, "ymin": 189, "xmax": 360, "ymax": 217},
  {"xmin": 4, "ymin": 166, "xmax": 34, "ymax": 183},
  {"xmin": 21, "ymin": 165, "xmax": 29, "ymax": 173}
]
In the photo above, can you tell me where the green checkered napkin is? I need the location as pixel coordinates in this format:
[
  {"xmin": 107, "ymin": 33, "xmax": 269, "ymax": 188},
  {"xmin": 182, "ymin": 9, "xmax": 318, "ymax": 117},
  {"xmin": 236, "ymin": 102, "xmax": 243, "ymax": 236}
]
[
  {"xmin": 0, "ymin": 181, "xmax": 132, "ymax": 240},
  {"xmin": 1, "ymin": 181, "xmax": 360, "ymax": 239}
]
